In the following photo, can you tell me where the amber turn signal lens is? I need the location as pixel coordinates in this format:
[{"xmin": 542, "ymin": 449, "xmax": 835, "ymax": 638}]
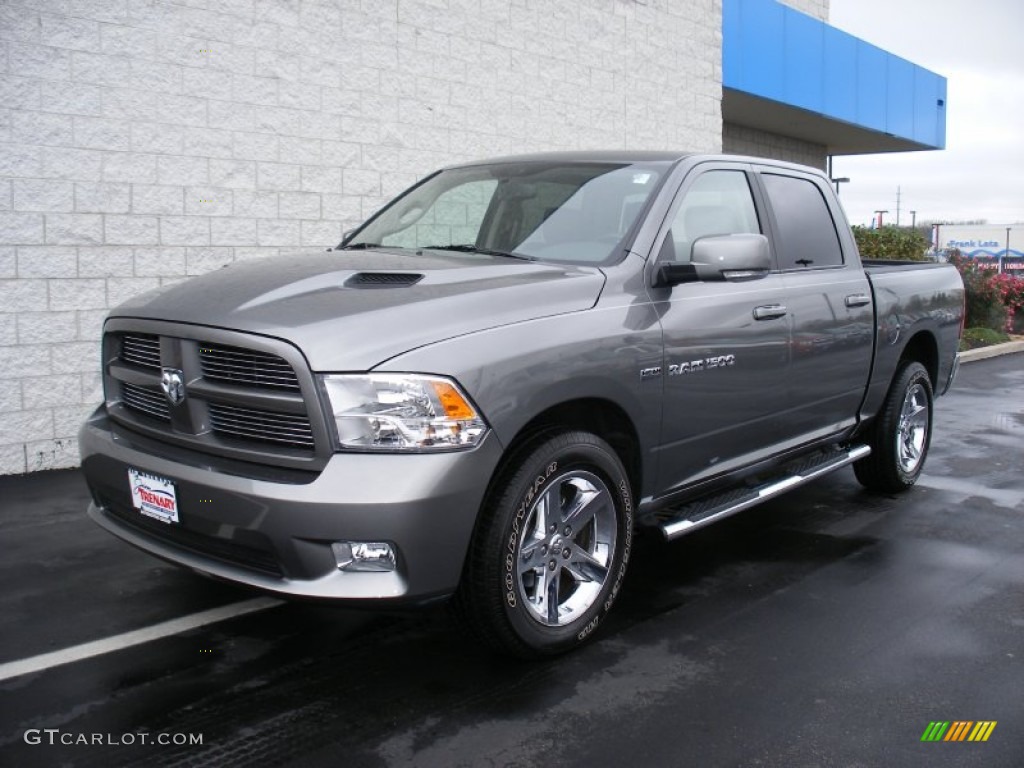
[{"xmin": 431, "ymin": 380, "xmax": 477, "ymax": 420}]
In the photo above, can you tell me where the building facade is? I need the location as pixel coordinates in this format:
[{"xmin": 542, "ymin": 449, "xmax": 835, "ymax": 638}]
[{"xmin": 0, "ymin": 0, "xmax": 945, "ymax": 474}]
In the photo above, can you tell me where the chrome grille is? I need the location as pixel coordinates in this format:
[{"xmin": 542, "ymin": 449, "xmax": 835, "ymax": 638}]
[
  {"xmin": 121, "ymin": 382, "xmax": 170, "ymax": 422},
  {"xmin": 199, "ymin": 344, "xmax": 300, "ymax": 391},
  {"xmin": 104, "ymin": 325, "xmax": 325, "ymax": 469},
  {"xmin": 121, "ymin": 334, "xmax": 161, "ymax": 369},
  {"xmin": 208, "ymin": 403, "xmax": 314, "ymax": 449}
]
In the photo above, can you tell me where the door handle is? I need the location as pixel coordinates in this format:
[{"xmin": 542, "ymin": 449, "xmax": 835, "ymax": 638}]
[
  {"xmin": 844, "ymin": 293, "xmax": 871, "ymax": 308},
  {"xmin": 753, "ymin": 304, "xmax": 787, "ymax": 320}
]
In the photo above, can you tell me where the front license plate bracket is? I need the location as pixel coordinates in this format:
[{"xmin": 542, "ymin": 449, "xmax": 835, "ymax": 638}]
[{"xmin": 128, "ymin": 468, "xmax": 179, "ymax": 524}]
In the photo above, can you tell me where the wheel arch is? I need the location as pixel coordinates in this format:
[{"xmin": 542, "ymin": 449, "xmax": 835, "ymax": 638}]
[
  {"xmin": 898, "ymin": 330, "xmax": 939, "ymax": 389},
  {"xmin": 504, "ymin": 398, "xmax": 643, "ymax": 502},
  {"xmin": 483, "ymin": 397, "xmax": 643, "ymax": 515}
]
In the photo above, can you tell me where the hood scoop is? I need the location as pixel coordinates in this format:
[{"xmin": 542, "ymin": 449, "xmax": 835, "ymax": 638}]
[{"xmin": 345, "ymin": 272, "xmax": 424, "ymax": 289}]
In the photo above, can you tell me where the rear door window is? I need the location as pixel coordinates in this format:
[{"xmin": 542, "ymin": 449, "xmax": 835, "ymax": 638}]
[{"xmin": 761, "ymin": 174, "xmax": 843, "ymax": 270}]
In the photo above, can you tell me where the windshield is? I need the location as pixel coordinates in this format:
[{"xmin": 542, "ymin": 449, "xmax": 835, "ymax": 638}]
[{"xmin": 344, "ymin": 161, "xmax": 666, "ymax": 265}]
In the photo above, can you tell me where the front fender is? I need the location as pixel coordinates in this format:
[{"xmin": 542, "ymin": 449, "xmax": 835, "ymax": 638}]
[{"xmin": 374, "ymin": 305, "xmax": 663, "ymax": 480}]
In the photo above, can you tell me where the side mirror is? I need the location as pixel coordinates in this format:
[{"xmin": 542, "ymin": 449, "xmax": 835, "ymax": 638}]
[{"xmin": 655, "ymin": 234, "xmax": 771, "ymax": 286}]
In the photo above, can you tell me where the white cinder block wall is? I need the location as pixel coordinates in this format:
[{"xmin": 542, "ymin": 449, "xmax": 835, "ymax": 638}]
[
  {"xmin": 781, "ymin": 0, "xmax": 827, "ymax": 20},
  {"xmin": 722, "ymin": 123, "xmax": 827, "ymax": 171},
  {"xmin": 0, "ymin": 0, "xmax": 723, "ymax": 474}
]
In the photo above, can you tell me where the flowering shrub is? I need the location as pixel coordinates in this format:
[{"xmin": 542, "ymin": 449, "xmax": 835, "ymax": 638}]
[
  {"xmin": 949, "ymin": 251, "xmax": 1024, "ymax": 333},
  {"xmin": 949, "ymin": 252, "xmax": 1006, "ymax": 330},
  {"xmin": 991, "ymin": 272, "xmax": 1024, "ymax": 332}
]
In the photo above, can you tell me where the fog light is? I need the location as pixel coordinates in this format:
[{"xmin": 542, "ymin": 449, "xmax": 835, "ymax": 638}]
[{"xmin": 331, "ymin": 541, "xmax": 397, "ymax": 572}]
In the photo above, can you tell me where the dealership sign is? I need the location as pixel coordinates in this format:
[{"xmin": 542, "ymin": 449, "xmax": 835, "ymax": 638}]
[
  {"xmin": 966, "ymin": 256, "xmax": 1024, "ymax": 272},
  {"xmin": 941, "ymin": 225, "xmax": 1023, "ymax": 260}
]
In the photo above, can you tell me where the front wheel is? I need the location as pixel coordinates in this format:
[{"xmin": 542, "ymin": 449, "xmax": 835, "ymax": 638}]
[
  {"xmin": 455, "ymin": 431, "xmax": 634, "ymax": 658},
  {"xmin": 854, "ymin": 361, "xmax": 934, "ymax": 492}
]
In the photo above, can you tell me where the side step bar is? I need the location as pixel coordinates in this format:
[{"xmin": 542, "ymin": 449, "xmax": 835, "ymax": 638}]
[{"xmin": 656, "ymin": 444, "xmax": 871, "ymax": 541}]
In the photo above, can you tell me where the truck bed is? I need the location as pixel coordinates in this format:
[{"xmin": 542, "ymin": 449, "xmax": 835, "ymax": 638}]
[{"xmin": 860, "ymin": 261, "xmax": 962, "ymax": 421}]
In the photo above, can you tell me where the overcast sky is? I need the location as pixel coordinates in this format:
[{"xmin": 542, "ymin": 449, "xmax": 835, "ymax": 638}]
[{"xmin": 827, "ymin": 0, "xmax": 1024, "ymax": 228}]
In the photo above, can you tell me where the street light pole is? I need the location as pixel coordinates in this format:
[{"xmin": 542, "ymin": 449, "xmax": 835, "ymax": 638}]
[
  {"xmin": 1004, "ymin": 227, "xmax": 1011, "ymax": 274},
  {"xmin": 911, "ymin": 210, "xmax": 917, "ymax": 229},
  {"xmin": 874, "ymin": 210, "xmax": 889, "ymax": 228},
  {"xmin": 832, "ymin": 176, "xmax": 850, "ymax": 195}
]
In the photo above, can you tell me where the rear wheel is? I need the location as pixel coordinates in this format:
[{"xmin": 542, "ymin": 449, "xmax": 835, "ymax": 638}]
[
  {"xmin": 455, "ymin": 431, "xmax": 633, "ymax": 658},
  {"xmin": 854, "ymin": 361, "xmax": 933, "ymax": 492}
]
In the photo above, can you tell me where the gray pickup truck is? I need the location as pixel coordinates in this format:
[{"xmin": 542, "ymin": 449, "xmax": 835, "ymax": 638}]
[{"xmin": 80, "ymin": 152, "xmax": 964, "ymax": 657}]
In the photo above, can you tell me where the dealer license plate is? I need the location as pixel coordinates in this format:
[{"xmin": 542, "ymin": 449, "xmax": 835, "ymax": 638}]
[{"xmin": 128, "ymin": 468, "xmax": 179, "ymax": 524}]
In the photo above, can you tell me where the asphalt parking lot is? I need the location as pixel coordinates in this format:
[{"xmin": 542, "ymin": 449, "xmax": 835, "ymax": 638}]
[{"xmin": 1, "ymin": 354, "xmax": 1021, "ymax": 768}]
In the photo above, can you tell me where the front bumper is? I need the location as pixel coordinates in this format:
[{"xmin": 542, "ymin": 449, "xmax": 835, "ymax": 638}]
[{"xmin": 79, "ymin": 407, "xmax": 504, "ymax": 603}]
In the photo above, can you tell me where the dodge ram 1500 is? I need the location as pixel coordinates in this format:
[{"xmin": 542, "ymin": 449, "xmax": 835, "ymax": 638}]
[{"xmin": 80, "ymin": 152, "xmax": 964, "ymax": 656}]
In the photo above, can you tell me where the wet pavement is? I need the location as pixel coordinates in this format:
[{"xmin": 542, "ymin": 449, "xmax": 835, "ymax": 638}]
[{"xmin": 1, "ymin": 355, "xmax": 1021, "ymax": 767}]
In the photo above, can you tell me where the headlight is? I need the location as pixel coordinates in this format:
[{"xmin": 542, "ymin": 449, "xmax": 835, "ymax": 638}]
[{"xmin": 320, "ymin": 374, "xmax": 488, "ymax": 451}]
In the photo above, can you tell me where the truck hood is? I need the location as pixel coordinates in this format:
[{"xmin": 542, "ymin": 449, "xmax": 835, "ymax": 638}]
[{"xmin": 111, "ymin": 248, "xmax": 606, "ymax": 370}]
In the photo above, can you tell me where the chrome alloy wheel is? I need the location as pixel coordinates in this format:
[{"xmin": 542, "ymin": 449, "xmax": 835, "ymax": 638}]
[
  {"xmin": 897, "ymin": 382, "xmax": 930, "ymax": 474},
  {"xmin": 516, "ymin": 470, "xmax": 617, "ymax": 627}
]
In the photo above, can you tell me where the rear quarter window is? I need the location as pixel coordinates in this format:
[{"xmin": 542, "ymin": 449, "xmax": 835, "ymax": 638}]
[{"xmin": 761, "ymin": 173, "xmax": 843, "ymax": 270}]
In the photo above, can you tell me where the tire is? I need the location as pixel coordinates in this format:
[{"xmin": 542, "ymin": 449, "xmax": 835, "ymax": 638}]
[
  {"xmin": 854, "ymin": 361, "xmax": 934, "ymax": 493},
  {"xmin": 455, "ymin": 431, "xmax": 634, "ymax": 658}
]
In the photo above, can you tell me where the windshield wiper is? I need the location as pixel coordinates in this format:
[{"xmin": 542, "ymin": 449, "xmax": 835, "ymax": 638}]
[
  {"xmin": 337, "ymin": 242, "xmax": 386, "ymax": 250},
  {"xmin": 421, "ymin": 244, "xmax": 535, "ymax": 261}
]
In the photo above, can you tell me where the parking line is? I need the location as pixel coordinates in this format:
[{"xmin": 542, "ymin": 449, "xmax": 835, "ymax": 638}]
[{"xmin": 0, "ymin": 597, "xmax": 283, "ymax": 683}]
